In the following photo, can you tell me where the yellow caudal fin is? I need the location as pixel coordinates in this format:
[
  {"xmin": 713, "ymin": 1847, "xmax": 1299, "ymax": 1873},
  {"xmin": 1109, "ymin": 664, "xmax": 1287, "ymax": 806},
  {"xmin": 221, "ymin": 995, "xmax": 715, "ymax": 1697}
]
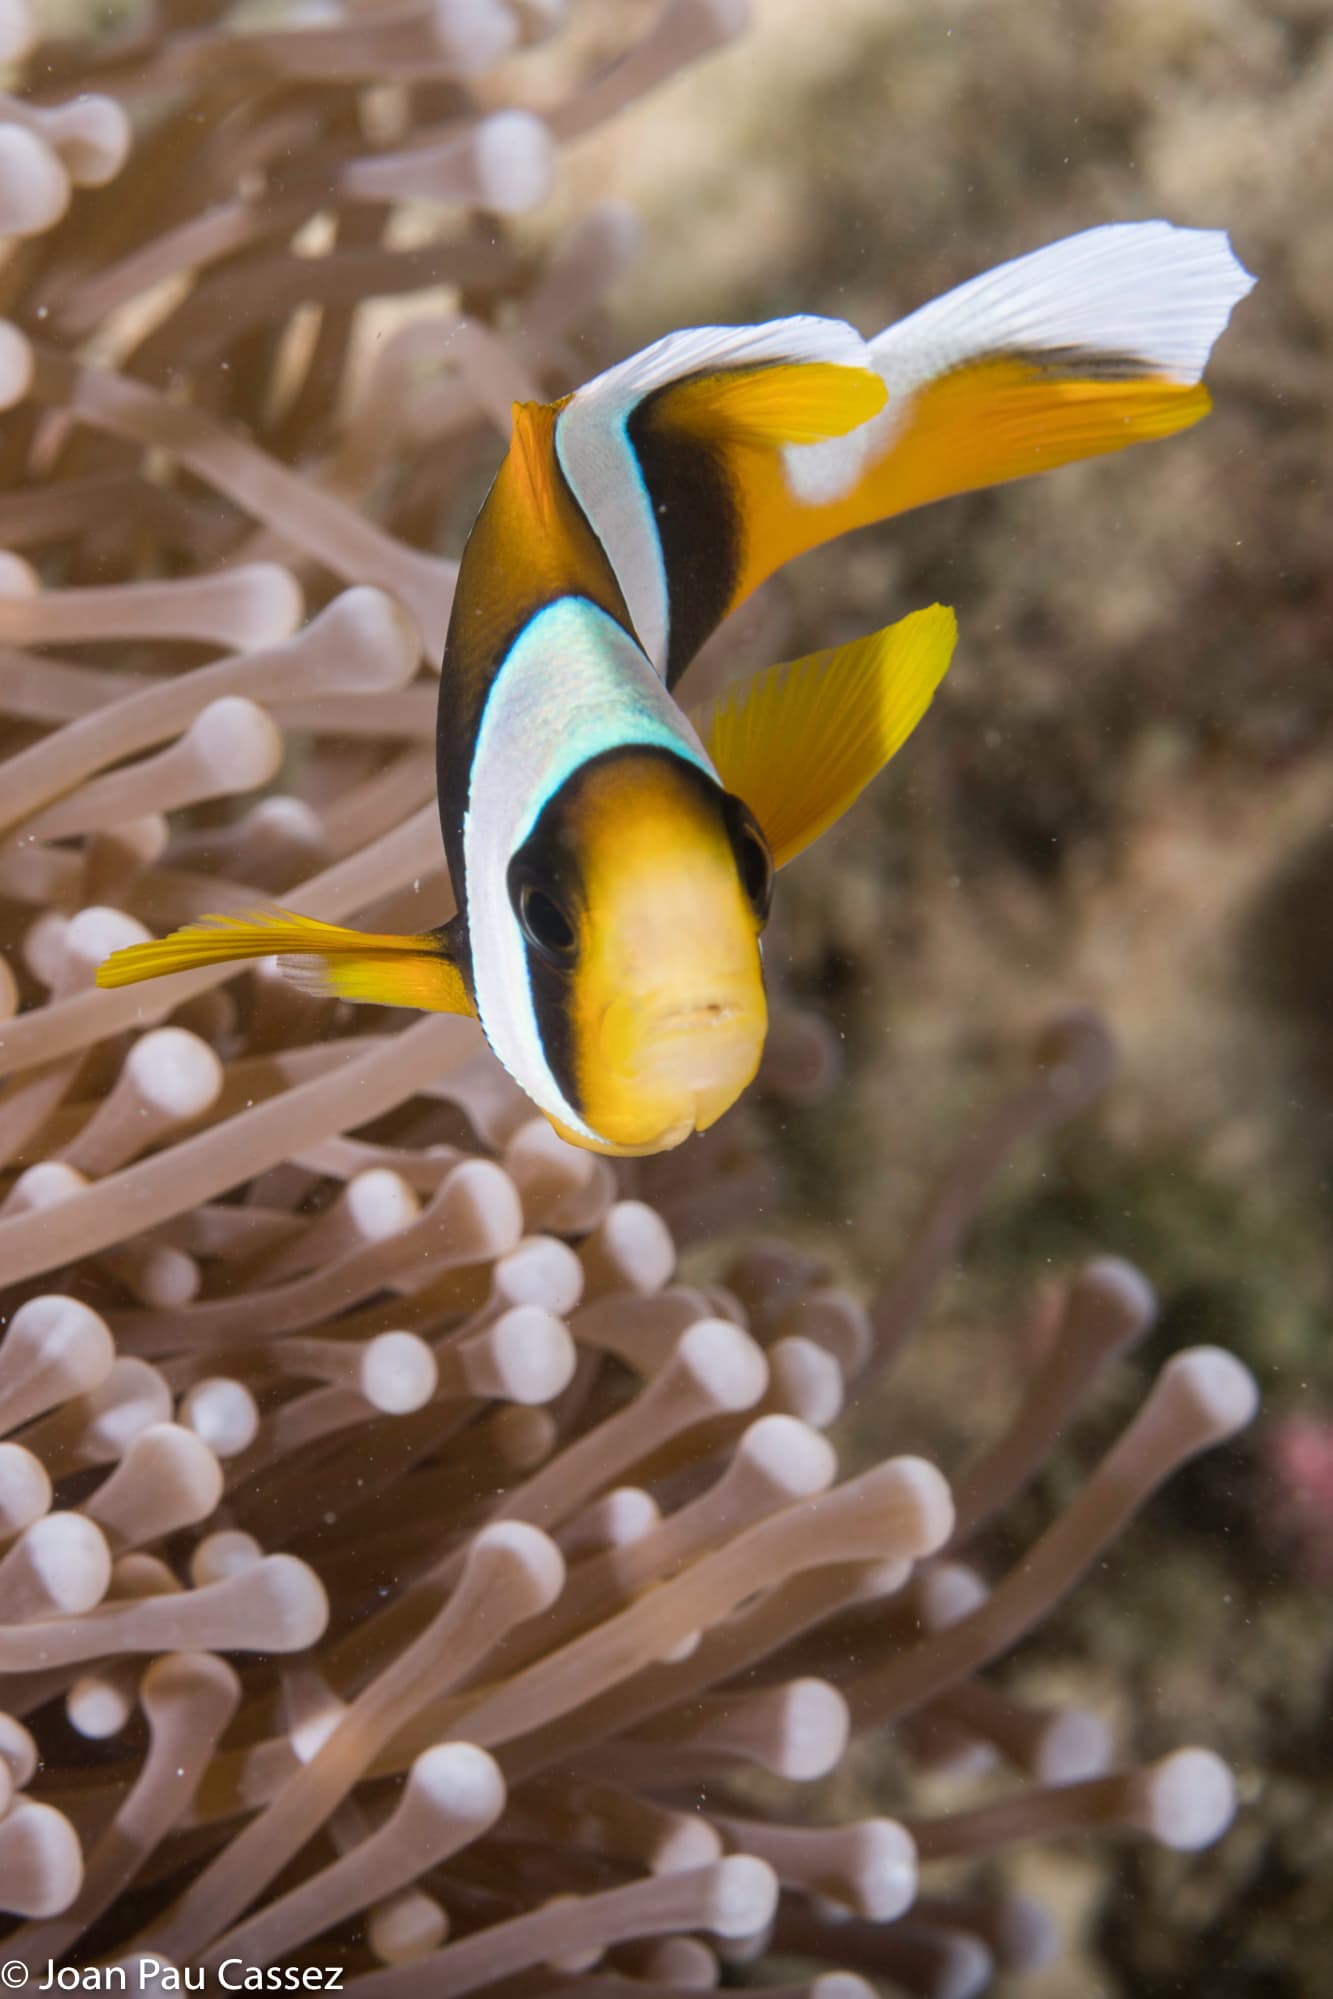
[
  {"xmin": 95, "ymin": 907, "xmax": 474, "ymax": 1015},
  {"xmin": 726, "ymin": 225, "xmax": 1255, "ymax": 611},
  {"xmin": 553, "ymin": 229, "xmax": 1251, "ymax": 688},
  {"xmin": 696, "ymin": 604, "xmax": 958, "ymax": 870}
]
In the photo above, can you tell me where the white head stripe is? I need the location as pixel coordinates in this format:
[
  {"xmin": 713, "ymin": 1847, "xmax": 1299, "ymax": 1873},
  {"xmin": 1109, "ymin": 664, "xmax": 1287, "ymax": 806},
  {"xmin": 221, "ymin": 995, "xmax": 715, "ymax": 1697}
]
[{"xmin": 463, "ymin": 596, "xmax": 714, "ymax": 1141}]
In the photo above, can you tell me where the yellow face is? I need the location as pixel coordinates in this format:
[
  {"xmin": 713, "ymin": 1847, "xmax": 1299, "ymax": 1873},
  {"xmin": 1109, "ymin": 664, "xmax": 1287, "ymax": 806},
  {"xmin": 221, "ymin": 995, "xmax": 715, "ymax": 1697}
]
[{"xmin": 515, "ymin": 751, "xmax": 770, "ymax": 1155}]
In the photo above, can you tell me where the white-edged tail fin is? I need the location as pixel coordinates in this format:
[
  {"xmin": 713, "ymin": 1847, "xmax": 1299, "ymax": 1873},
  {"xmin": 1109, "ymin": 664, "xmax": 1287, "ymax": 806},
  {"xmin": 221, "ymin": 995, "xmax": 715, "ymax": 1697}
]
[
  {"xmin": 868, "ymin": 221, "xmax": 1255, "ymax": 393},
  {"xmin": 773, "ymin": 223, "xmax": 1254, "ymax": 528},
  {"xmin": 472, "ymin": 222, "xmax": 1253, "ymax": 695}
]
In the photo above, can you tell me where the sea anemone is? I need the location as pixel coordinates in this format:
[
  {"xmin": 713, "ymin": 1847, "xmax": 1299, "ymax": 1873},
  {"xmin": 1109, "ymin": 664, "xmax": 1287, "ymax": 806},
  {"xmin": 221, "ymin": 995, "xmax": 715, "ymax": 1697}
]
[{"xmin": 1, "ymin": 0, "xmax": 1256, "ymax": 1989}]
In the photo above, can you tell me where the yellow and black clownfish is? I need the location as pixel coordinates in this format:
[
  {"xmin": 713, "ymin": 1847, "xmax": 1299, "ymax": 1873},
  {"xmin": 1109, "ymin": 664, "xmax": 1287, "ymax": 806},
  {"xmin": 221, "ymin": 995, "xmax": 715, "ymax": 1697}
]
[{"xmin": 98, "ymin": 221, "xmax": 1254, "ymax": 1155}]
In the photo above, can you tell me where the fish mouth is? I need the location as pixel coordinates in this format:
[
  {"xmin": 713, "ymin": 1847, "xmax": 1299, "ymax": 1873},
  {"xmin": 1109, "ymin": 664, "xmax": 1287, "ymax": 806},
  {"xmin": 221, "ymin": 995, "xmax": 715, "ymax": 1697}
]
[
  {"xmin": 641, "ymin": 999, "xmax": 764, "ymax": 1136},
  {"xmin": 589, "ymin": 987, "xmax": 766, "ymax": 1153},
  {"xmin": 654, "ymin": 1000, "xmax": 743, "ymax": 1036}
]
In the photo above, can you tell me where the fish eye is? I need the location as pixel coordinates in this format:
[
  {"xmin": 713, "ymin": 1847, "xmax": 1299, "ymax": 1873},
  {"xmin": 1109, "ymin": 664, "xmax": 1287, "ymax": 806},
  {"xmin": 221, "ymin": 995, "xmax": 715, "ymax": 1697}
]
[
  {"xmin": 514, "ymin": 878, "xmax": 577, "ymax": 962},
  {"xmin": 725, "ymin": 796, "xmax": 773, "ymax": 925}
]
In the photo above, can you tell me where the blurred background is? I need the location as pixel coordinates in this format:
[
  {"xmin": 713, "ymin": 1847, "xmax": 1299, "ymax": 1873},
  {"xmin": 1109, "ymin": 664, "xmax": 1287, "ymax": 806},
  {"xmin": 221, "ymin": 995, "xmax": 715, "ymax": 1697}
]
[
  {"xmin": 536, "ymin": 3, "xmax": 1332, "ymax": 1992},
  {"xmin": 10, "ymin": 0, "xmax": 1332, "ymax": 1989}
]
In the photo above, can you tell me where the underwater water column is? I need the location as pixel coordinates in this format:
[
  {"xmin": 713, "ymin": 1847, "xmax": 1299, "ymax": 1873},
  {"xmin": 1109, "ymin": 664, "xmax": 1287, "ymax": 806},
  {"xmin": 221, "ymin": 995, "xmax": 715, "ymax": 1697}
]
[{"xmin": 0, "ymin": 0, "xmax": 1253, "ymax": 1989}]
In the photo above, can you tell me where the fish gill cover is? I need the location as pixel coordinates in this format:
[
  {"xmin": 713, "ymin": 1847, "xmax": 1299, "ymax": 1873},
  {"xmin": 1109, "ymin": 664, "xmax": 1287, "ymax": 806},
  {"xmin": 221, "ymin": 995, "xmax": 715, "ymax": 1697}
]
[{"xmin": 0, "ymin": 0, "xmax": 1292, "ymax": 1992}]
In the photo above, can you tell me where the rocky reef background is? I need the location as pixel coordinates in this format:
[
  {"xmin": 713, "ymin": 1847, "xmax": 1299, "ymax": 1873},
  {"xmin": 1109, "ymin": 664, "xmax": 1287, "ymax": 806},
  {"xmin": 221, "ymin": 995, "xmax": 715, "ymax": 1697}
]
[{"xmin": 554, "ymin": 3, "xmax": 1332, "ymax": 1992}]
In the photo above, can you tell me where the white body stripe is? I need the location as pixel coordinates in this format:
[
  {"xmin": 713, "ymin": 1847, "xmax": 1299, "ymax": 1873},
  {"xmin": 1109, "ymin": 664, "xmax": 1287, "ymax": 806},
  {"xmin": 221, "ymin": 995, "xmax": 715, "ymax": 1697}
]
[
  {"xmin": 463, "ymin": 595, "xmax": 714, "ymax": 1142},
  {"xmin": 555, "ymin": 315, "xmax": 872, "ymax": 673},
  {"xmin": 784, "ymin": 222, "xmax": 1256, "ymax": 506}
]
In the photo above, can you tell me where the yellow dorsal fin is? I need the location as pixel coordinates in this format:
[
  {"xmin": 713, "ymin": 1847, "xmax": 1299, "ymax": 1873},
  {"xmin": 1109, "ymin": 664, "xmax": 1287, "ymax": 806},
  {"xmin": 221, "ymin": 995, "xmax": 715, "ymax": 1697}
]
[
  {"xmin": 696, "ymin": 603, "xmax": 958, "ymax": 870},
  {"xmin": 96, "ymin": 907, "xmax": 474, "ymax": 1016},
  {"xmin": 656, "ymin": 360, "xmax": 886, "ymax": 450}
]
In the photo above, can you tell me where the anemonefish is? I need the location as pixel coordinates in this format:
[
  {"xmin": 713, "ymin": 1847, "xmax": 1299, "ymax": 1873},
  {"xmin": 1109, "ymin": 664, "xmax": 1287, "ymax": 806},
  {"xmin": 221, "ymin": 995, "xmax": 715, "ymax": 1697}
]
[{"xmin": 99, "ymin": 222, "xmax": 1254, "ymax": 1154}]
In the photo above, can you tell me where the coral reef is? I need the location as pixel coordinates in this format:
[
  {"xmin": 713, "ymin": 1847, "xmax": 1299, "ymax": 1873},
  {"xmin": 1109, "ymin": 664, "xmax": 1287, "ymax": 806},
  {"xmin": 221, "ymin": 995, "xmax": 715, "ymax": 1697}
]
[{"xmin": 0, "ymin": 0, "xmax": 1270, "ymax": 1989}]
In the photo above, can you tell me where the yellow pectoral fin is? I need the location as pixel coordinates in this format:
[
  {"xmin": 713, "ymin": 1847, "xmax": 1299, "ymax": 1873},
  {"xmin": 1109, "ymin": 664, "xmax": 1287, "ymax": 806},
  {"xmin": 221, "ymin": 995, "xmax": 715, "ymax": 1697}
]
[
  {"xmin": 656, "ymin": 359, "xmax": 887, "ymax": 450},
  {"xmin": 697, "ymin": 603, "xmax": 958, "ymax": 870},
  {"xmin": 95, "ymin": 907, "xmax": 474, "ymax": 1016}
]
